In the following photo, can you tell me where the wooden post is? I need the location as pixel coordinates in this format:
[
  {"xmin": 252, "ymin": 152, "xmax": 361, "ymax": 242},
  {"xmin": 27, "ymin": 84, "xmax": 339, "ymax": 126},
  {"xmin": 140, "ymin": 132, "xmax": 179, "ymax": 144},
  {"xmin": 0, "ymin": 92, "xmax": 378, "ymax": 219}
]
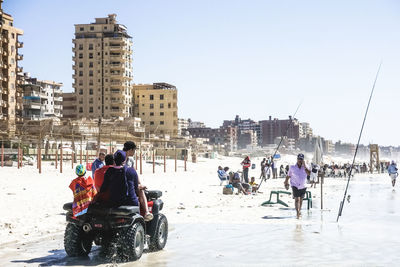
[
  {"xmin": 1, "ymin": 141, "xmax": 3, "ymax": 168},
  {"xmin": 184, "ymin": 155, "xmax": 187, "ymax": 172},
  {"xmin": 39, "ymin": 139, "xmax": 42, "ymax": 174},
  {"xmin": 60, "ymin": 142, "xmax": 63, "ymax": 174},
  {"xmin": 17, "ymin": 143, "xmax": 20, "ymax": 169},
  {"xmin": 86, "ymin": 149, "xmax": 88, "ymax": 169},
  {"xmin": 55, "ymin": 147, "xmax": 58, "ymax": 169},
  {"xmin": 174, "ymin": 147, "xmax": 177, "ymax": 172},
  {"xmin": 80, "ymin": 137, "xmax": 83, "ymax": 164},
  {"xmin": 71, "ymin": 151, "xmax": 74, "ymax": 169},
  {"xmin": 152, "ymin": 149, "xmax": 155, "ymax": 173},
  {"xmin": 135, "ymin": 151, "xmax": 138, "ymax": 169},
  {"xmin": 20, "ymin": 144, "xmax": 23, "ymax": 168},
  {"xmin": 139, "ymin": 149, "xmax": 143, "ymax": 175},
  {"xmin": 36, "ymin": 144, "xmax": 39, "ymax": 169},
  {"xmin": 164, "ymin": 148, "xmax": 166, "ymax": 173}
]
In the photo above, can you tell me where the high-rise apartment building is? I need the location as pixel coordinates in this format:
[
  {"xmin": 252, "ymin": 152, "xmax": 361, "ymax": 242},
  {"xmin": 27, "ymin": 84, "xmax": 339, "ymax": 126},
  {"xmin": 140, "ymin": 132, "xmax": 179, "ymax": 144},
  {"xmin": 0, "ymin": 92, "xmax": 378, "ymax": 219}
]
[
  {"xmin": 72, "ymin": 14, "xmax": 133, "ymax": 119},
  {"xmin": 62, "ymin": 92, "xmax": 77, "ymax": 119},
  {"xmin": 132, "ymin": 83, "xmax": 178, "ymax": 136},
  {"xmin": 22, "ymin": 74, "xmax": 63, "ymax": 120},
  {"xmin": 0, "ymin": 0, "xmax": 24, "ymax": 135}
]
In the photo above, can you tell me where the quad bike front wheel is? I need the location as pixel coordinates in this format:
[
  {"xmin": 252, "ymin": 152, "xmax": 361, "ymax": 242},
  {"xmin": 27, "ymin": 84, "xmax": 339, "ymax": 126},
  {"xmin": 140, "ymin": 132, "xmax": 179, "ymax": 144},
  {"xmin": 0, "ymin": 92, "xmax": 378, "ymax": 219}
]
[
  {"xmin": 149, "ymin": 213, "xmax": 168, "ymax": 251},
  {"xmin": 64, "ymin": 223, "xmax": 92, "ymax": 257}
]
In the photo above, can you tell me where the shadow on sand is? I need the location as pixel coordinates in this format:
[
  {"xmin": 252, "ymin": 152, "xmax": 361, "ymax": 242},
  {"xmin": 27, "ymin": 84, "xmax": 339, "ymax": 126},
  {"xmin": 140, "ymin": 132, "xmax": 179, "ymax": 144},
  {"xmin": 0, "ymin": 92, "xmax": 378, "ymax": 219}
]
[{"xmin": 11, "ymin": 248, "xmax": 109, "ymax": 267}]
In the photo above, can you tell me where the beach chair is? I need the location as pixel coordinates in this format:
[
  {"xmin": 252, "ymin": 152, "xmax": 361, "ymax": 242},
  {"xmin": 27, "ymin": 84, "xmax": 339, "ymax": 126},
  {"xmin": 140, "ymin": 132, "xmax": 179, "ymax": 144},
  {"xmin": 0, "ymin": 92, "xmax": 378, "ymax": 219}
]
[
  {"xmin": 303, "ymin": 191, "xmax": 312, "ymax": 210},
  {"xmin": 217, "ymin": 171, "xmax": 229, "ymax": 186},
  {"xmin": 261, "ymin": 190, "xmax": 291, "ymax": 207}
]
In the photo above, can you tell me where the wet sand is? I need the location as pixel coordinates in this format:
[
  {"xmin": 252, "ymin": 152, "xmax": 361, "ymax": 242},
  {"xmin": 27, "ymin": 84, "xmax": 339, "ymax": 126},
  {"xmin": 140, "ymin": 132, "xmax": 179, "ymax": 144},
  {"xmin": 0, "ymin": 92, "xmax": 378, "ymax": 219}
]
[{"xmin": 1, "ymin": 173, "xmax": 400, "ymax": 266}]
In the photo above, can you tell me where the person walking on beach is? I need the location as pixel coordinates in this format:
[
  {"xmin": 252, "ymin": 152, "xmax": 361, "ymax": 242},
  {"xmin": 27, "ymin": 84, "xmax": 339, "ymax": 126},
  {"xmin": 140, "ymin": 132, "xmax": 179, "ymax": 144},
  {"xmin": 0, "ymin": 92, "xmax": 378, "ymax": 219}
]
[
  {"xmin": 91, "ymin": 152, "xmax": 105, "ymax": 178},
  {"xmin": 260, "ymin": 158, "xmax": 266, "ymax": 179},
  {"xmin": 388, "ymin": 160, "xmax": 398, "ymax": 187},
  {"xmin": 284, "ymin": 153, "xmax": 310, "ymax": 219},
  {"xmin": 241, "ymin": 156, "xmax": 251, "ymax": 183}
]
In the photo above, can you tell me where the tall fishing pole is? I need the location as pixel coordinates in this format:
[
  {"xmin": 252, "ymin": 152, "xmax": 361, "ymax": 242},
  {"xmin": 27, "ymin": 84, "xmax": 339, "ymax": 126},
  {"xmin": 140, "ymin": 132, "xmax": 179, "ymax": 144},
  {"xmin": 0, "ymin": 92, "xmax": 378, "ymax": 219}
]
[
  {"xmin": 336, "ymin": 62, "xmax": 382, "ymax": 222},
  {"xmin": 257, "ymin": 100, "xmax": 302, "ymax": 190}
]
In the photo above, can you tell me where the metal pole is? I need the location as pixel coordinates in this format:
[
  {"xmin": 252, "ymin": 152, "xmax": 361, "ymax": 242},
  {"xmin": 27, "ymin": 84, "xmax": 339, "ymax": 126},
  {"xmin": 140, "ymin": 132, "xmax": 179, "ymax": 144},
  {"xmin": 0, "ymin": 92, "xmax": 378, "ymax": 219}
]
[
  {"xmin": 321, "ymin": 175, "xmax": 324, "ymax": 210},
  {"xmin": 164, "ymin": 148, "xmax": 166, "ymax": 173}
]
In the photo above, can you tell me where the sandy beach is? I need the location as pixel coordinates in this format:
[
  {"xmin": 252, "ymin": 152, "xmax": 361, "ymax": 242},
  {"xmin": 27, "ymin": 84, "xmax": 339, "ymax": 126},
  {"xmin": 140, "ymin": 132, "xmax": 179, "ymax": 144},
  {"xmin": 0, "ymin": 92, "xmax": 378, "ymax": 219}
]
[{"xmin": 0, "ymin": 155, "xmax": 399, "ymax": 266}]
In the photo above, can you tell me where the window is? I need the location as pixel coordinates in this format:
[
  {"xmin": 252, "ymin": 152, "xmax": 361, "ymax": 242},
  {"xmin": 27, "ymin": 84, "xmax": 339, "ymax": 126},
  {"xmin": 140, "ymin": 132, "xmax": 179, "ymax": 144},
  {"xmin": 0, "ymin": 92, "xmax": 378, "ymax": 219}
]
[
  {"xmin": 89, "ymin": 80, "xmax": 93, "ymax": 85},
  {"xmin": 142, "ymin": 113, "xmax": 145, "ymax": 115},
  {"xmin": 89, "ymin": 53, "xmax": 93, "ymax": 59},
  {"xmin": 79, "ymin": 27, "xmax": 84, "ymax": 31},
  {"xmin": 150, "ymin": 95, "xmax": 154, "ymax": 100},
  {"xmin": 11, "ymin": 33, "xmax": 15, "ymax": 39},
  {"xmin": 89, "ymin": 70, "xmax": 93, "ymax": 77},
  {"xmin": 150, "ymin": 121, "xmax": 154, "ymax": 125},
  {"xmin": 160, "ymin": 121, "xmax": 164, "ymax": 125},
  {"xmin": 89, "ymin": 62, "xmax": 93, "ymax": 68},
  {"xmin": 150, "ymin": 112, "xmax": 154, "ymax": 116},
  {"xmin": 173, "ymin": 94, "xmax": 177, "ymax": 100},
  {"xmin": 89, "ymin": 107, "xmax": 93, "ymax": 113},
  {"xmin": 79, "ymin": 71, "xmax": 83, "ymax": 77},
  {"xmin": 79, "ymin": 80, "xmax": 83, "ymax": 86},
  {"xmin": 79, "ymin": 107, "xmax": 83, "ymax": 113},
  {"xmin": 79, "ymin": 62, "xmax": 83, "ymax": 68},
  {"xmin": 89, "ymin": 89, "xmax": 93, "ymax": 95},
  {"xmin": 79, "ymin": 53, "xmax": 83, "ymax": 59},
  {"xmin": 104, "ymin": 26, "xmax": 107, "ymax": 30},
  {"xmin": 90, "ymin": 26, "xmax": 94, "ymax": 31},
  {"xmin": 142, "ymin": 95, "xmax": 145, "ymax": 98},
  {"xmin": 89, "ymin": 98, "xmax": 93, "ymax": 104},
  {"xmin": 168, "ymin": 103, "xmax": 171, "ymax": 108},
  {"xmin": 78, "ymin": 44, "xmax": 83, "ymax": 50},
  {"xmin": 150, "ymin": 104, "xmax": 154, "ymax": 109},
  {"xmin": 160, "ymin": 103, "xmax": 164, "ymax": 109},
  {"xmin": 160, "ymin": 94, "xmax": 164, "ymax": 100},
  {"xmin": 89, "ymin": 44, "xmax": 93, "ymax": 50},
  {"xmin": 160, "ymin": 112, "xmax": 164, "ymax": 116}
]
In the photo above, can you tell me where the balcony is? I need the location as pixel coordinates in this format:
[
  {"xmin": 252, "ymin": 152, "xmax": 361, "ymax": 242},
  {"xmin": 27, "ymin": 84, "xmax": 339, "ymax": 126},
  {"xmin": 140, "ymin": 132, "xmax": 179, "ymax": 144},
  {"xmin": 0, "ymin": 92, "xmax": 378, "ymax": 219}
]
[
  {"xmin": 54, "ymin": 104, "xmax": 62, "ymax": 110},
  {"xmin": 2, "ymin": 37, "xmax": 8, "ymax": 43},
  {"xmin": 110, "ymin": 81, "xmax": 123, "ymax": 86},
  {"xmin": 109, "ymin": 62, "xmax": 123, "ymax": 69},
  {"xmin": 109, "ymin": 45, "xmax": 122, "ymax": 51},
  {"xmin": 110, "ymin": 54, "xmax": 121, "ymax": 58},
  {"xmin": 17, "ymin": 66, "xmax": 23, "ymax": 73},
  {"xmin": 17, "ymin": 42, "xmax": 23, "ymax": 48},
  {"xmin": 110, "ymin": 72, "xmax": 122, "ymax": 76},
  {"xmin": 24, "ymin": 102, "xmax": 41, "ymax": 110},
  {"xmin": 17, "ymin": 54, "xmax": 23, "ymax": 61},
  {"xmin": 110, "ymin": 89, "xmax": 121, "ymax": 94},
  {"xmin": 3, "ymin": 50, "xmax": 8, "ymax": 56}
]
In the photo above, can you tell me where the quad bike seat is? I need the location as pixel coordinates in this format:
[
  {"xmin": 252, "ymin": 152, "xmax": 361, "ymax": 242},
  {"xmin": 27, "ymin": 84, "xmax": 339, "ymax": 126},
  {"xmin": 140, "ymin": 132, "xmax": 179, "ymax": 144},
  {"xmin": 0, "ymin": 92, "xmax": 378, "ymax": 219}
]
[
  {"xmin": 146, "ymin": 190, "xmax": 162, "ymax": 200},
  {"xmin": 63, "ymin": 202, "xmax": 140, "ymax": 216}
]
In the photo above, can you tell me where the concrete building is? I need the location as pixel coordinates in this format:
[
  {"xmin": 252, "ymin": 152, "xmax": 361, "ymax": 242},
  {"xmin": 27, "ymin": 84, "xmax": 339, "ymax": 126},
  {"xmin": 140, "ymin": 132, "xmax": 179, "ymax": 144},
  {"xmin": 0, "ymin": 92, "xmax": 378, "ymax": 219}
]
[
  {"xmin": 62, "ymin": 92, "xmax": 77, "ymax": 119},
  {"xmin": 0, "ymin": 1, "xmax": 24, "ymax": 135},
  {"xmin": 177, "ymin": 118, "xmax": 189, "ymax": 136},
  {"xmin": 259, "ymin": 116, "xmax": 300, "ymax": 146},
  {"xmin": 188, "ymin": 119, "xmax": 206, "ymax": 128},
  {"xmin": 22, "ymin": 75, "xmax": 63, "ymax": 120},
  {"xmin": 132, "ymin": 83, "xmax": 178, "ymax": 136},
  {"xmin": 184, "ymin": 126, "xmax": 238, "ymax": 152},
  {"xmin": 223, "ymin": 115, "xmax": 261, "ymax": 145},
  {"xmin": 237, "ymin": 129, "xmax": 257, "ymax": 149},
  {"xmin": 299, "ymin": 122, "xmax": 313, "ymax": 138},
  {"xmin": 73, "ymin": 14, "xmax": 133, "ymax": 120}
]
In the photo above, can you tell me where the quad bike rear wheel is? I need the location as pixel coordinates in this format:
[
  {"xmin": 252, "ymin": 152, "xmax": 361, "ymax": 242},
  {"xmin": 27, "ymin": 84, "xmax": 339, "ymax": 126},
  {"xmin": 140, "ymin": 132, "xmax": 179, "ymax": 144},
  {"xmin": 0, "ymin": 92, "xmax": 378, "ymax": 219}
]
[
  {"xmin": 64, "ymin": 223, "xmax": 92, "ymax": 257},
  {"xmin": 114, "ymin": 222, "xmax": 145, "ymax": 262}
]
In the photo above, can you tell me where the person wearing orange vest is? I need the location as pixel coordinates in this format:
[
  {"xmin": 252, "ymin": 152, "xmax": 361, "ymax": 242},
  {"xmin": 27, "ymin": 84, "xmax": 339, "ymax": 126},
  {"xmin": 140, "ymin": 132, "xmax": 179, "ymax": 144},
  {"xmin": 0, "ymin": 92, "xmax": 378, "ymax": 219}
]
[{"xmin": 69, "ymin": 164, "xmax": 97, "ymax": 217}]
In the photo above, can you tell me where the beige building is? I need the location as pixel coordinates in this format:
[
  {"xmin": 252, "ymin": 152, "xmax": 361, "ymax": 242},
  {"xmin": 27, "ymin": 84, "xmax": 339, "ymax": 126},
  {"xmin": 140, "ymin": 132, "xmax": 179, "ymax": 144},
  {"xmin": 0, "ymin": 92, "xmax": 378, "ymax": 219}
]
[
  {"xmin": 62, "ymin": 92, "xmax": 77, "ymax": 119},
  {"xmin": 0, "ymin": 0, "xmax": 24, "ymax": 136},
  {"xmin": 72, "ymin": 14, "xmax": 133, "ymax": 120},
  {"xmin": 132, "ymin": 83, "xmax": 178, "ymax": 136}
]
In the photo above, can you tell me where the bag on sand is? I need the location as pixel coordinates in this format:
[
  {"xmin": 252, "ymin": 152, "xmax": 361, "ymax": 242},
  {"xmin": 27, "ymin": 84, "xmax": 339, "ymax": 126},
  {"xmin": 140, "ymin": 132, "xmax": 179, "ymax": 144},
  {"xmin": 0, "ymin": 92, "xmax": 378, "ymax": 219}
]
[{"xmin": 223, "ymin": 184, "xmax": 233, "ymax": 195}]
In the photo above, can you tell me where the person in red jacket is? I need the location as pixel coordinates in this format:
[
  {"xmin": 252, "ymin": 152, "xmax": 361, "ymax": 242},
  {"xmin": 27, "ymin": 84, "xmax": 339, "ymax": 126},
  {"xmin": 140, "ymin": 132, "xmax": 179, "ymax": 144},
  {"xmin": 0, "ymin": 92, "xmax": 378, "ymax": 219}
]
[
  {"xmin": 94, "ymin": 154, "xmax": 114, "ymax": 192},
  {"xmin": 241, "ymin": 156, "xmax": 251, "ymax": 183}
]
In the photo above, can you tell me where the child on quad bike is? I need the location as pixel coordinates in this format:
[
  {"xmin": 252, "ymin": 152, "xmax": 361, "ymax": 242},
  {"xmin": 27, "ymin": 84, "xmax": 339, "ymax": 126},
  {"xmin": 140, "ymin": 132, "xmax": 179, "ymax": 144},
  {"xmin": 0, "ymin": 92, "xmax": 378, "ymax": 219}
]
[{"xmin": 69, "ymin": 164, "xmax": 97, "ymax": 217}]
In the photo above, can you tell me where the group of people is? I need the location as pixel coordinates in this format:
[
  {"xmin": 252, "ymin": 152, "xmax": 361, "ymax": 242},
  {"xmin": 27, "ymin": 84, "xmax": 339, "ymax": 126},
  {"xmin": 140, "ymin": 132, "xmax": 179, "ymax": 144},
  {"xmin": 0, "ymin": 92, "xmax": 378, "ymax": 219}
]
[
  {"xmin": 69, "ymin": 141, "xmax": 153, "ymax": 222},
  {"xmin": 217, "ymin": 165, "xmax": 258, "ymax": 194}
]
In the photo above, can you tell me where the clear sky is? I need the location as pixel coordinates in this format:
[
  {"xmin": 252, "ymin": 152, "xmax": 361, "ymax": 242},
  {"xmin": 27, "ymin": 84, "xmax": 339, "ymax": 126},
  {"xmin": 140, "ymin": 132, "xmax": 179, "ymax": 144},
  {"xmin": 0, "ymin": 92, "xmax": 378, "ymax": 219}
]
[{"xmin": 4, "ymin": 0, "xmax": 400, "ymax": 146}]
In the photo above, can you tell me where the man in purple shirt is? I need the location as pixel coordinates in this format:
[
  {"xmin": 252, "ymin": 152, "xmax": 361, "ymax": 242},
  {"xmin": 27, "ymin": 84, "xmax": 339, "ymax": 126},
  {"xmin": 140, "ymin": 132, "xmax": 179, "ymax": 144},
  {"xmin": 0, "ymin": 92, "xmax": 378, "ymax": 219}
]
[{"xmin": 284, "ymin": 153, "xmax": 310, "ymax": 219}]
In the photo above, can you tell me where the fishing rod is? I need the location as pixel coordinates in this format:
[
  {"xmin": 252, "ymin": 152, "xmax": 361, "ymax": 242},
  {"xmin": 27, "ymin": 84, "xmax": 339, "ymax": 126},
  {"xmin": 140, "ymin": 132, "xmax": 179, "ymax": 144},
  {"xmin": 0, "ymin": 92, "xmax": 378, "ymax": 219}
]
[
  {"xmin": 336, "ymin": 62, "xmax": 382, "ymax": 222},
  {"xmin": 257, "ymin": 100, "xmax": 302, "ymax": 190}
]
